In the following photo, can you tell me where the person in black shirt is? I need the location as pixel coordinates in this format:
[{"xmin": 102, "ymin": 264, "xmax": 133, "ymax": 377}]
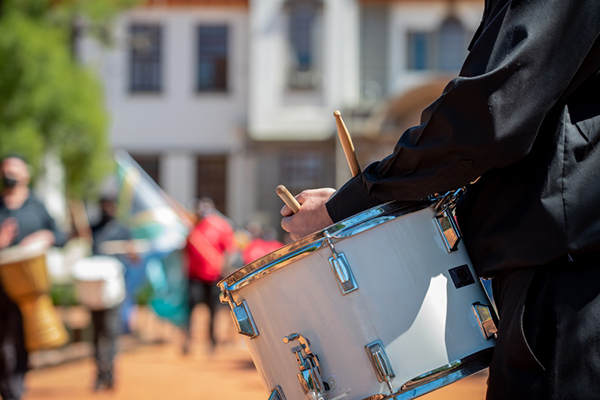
[
  {"xmin": 281, "ymin": 1, "xmax": 600, "ymax": 399},
  {"xmin": 0, "ymin": 155, "xmax": 65, "ymax": 400}
]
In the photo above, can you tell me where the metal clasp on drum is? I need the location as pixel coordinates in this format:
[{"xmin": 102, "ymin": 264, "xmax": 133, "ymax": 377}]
[
  {"xmin": 324, "ymin": 232, "xmax": 358, "ymax": 295},
  {"xmin": 433, "ymin": 188, "xmax": 465, "ymax": 253},
  {"xmin": 365, "ymin": 340, "xmax": 396, "ymax": 394},
  {"xmin": 220, "ymin": 289, "xmax": 259, "ymax": 338},
  {"xmin": 283, "ymin": 333, "xmax": 329, "ymax": 398}
]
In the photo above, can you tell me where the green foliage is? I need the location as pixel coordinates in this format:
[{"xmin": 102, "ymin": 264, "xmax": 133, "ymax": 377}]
[
  {"xmin": 0, "ymin": 0, "xmax": 141, "ymax": 198},
  {"xmin": 50, "ymin": 282, "xmax": 78, "ymax": 307},
  {"xmin": 136, "ymin": 282, "xmax": 154, "ymax": 306}
]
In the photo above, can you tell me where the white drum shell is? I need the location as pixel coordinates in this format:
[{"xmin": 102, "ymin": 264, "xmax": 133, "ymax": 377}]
[
  {"xmin": 71, "ymin": 256, "xmax": 126, "ymax": 310},
  {"xmin": 223, "ymin": 205, "xmax": 494, "ymax": 400}
]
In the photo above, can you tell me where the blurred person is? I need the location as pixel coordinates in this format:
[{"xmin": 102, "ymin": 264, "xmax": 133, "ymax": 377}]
[
  {"xmin": 229, "ymin": 228, "xmax": 252, "ymax": 271},
  {"xmin": 281, "ymin": 2, "xmax": 600, "ymax": 399},
  {"xmin": 88, "ymin": 195, "xmax": 139, "ymax": 391},
  {"xmin": 182, "ymin": 197, "xmax": 236, "ymax": 355},
  {"xmin": 0, "ymin": 155, "xmax": 65, "ymax": 400},
  {"xmin": 241, "ymin": 222, "xmax": 284, "ymax": 265}
]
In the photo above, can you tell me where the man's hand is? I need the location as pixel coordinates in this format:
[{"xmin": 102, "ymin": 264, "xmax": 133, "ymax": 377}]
[
  {"xmin": 0, "ymin": 218, "xmax": 18, "ymax": 249},
  {"xmin": 280, "ymin": 188, "xmax": 336, "ymax": 241}
]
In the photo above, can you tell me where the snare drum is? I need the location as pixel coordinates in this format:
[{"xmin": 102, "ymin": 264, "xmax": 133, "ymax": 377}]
[
  {"xmin": 218, "ymin": 201, "xmax": 497, "ymax": 400},
  {"xmin": 71, "ymin": 256, "xmax": 126, "ymax": 310}
]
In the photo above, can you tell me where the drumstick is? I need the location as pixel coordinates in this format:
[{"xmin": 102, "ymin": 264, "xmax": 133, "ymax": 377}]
[
  {"xmin": 334, "ymin": 110, "xmax": 361, "ymax": 177},
  {"xmin": 276, "ymin": 185, "xmax": 301, "ymax": 214}
]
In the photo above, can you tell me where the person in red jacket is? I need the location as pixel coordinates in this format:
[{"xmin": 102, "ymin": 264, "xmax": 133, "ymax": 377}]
[
  {"xmin": 242, "ymin": 222, "xmax": 283, "ymax": 265},
  {"xmin": 182, "ymin": 197, "xmax": 236, "ymax": 355}
]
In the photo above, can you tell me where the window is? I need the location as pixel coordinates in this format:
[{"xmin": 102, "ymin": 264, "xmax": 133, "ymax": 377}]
[
  {"xmin": 286, "ymin": 0, "xmax": 322, "ymax": 89},
  {"xmin": 407, "ymin": 32, "xmax": 430, "ymax": 71},
  {"xmin": 129, "ymin": 24, "xmax": 162, "ymax": 93},
  {"xmin": 438, "ymin": 17, "xmax": 467, "ymax": 71},
  {"xmin": 131, "ymin": 154, "xmax": 161, "ymax": 185},
  {"xmin": 197, "ymin": 25, "xmax": 229, "ymax": 92},
  {"xmin": 196, "ymin": 155, "xmax": 228, "ymax": 213},
  {"xmin": 406, "ymin": 16, "xmax": 468, "ymax": 72},
  {"xmin": 280, "ymin": 151, "xmax": 328, "ymax": 195}
]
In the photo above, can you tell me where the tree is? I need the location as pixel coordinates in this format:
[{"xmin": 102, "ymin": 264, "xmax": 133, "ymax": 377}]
[{"xmin": 0, "ymin": 0, "xmax": 140, "ymax": 198}]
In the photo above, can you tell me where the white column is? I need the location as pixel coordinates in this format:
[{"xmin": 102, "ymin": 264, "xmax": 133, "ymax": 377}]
[
  {"xmin": 227, "ymin": 148, "xmax": 257, "ymax": 227},
  {"xmin": 324, "ymin": 0, "xmax": 361, "ymax": 108}
]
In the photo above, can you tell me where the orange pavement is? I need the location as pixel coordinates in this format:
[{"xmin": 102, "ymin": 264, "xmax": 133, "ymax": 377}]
[{"xmin": 23, "ymin": 307, "xmax": 489, "ymax": 400}]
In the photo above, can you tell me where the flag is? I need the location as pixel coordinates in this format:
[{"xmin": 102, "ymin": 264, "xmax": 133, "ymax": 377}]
[{"xmin": 114, "ymin": 149, "xmax": 191, "ymax": 328}]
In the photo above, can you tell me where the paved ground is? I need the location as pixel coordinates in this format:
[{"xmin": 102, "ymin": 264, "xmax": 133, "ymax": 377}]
[{"xmin": 23, "ymin": 307, "xmax": 489, "ymax": 400}]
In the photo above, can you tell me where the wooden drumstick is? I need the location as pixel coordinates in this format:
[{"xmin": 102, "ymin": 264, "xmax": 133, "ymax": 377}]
[
  {"xmin": 334, "ymin": 110, "xmax": 361, "ymax": 177},
  {"xmin": 276, "ymin": 185, "xmax": 301, "ymax": 214}
]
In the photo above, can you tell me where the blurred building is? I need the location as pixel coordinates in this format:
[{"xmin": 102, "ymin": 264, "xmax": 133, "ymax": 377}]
[{"xmin": 78, "ymin": 0, "xmax": 483, "ymax": 228}]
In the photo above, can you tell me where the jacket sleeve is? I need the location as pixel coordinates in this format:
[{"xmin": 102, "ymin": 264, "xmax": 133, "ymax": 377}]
[
  {"xmin": 327, "ymin": 0, "xmax": 600, "ymax": 222},
  {"xmin": 41, "ymin": 203, "xmax": 67, "ymax": 247}
]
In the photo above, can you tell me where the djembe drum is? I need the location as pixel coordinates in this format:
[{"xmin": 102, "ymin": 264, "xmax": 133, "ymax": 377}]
[{"xmin": 0, "ymin": 242, "xmax": 68, "ymax": 351}]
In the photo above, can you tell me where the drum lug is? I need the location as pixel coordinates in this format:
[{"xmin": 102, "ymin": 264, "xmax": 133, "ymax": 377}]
[
  {"xmin": 433, "ymin": 188, "xmax": 465, "ymax": 253},
  {"xmin": 283, "ymin": 333, "xmax": 327, "ymax": 398},
  {"xmin": 471, "ymin": 302, "xmax": 498, "ymax": 340},
  {"xmin": 365, "ymin": 340, "xmax": 396, "ymax": 393},
  {"xmin": 434, "ymin": 210, "xmax": 462, "ymax": 253},
  {"xmin": 221, "ymin": 290, "xmax": 259, "ymax": 338},
  {"xmin": 325, "ymin": 232, "xmax": 359, "ymax": 295},
  {"xmin": 268, "ymin": 386, "xmax": 286, "ymax": 400}
]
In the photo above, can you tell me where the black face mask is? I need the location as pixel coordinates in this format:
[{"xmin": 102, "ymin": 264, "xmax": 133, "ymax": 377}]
[{"xmin": 2, "ymin": 176, "xmax": 17, "ymax": 188}]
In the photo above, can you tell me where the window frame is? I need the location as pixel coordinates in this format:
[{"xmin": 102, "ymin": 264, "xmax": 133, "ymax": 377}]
[
  {"xmin": 128, "ymin": 23, "xmax": 163, "ymax": 94},
  {"xmin": 196, "ymin": 24, "xmax": 230, "ymax": 93},
  {"xmin": 284, "ymin": 0, "xmax": 323, "ymax": 91}
]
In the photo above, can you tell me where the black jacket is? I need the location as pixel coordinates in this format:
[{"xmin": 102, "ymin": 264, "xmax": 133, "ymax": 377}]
[{"xmin": 326, "ymin": 0, "xmax": 600, "ymax": 276}]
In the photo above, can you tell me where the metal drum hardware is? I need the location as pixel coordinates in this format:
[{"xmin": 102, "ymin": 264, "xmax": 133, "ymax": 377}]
[
  {"xmin": 472, "ymin": 302, "xmax": 498, "ymax": 340},
  {"xmin": 365, "ymin": 341, "xmax": 395, "ymax": 393},
  {"xmin": 434, "ymin": 211, "xmax": 461, "ymax": 253},
  {"xmin": 283, "ymin": 333, "xmax": 327, "ymax": 398},
  {"xmin": 325, "ymin": 232, "xmax": 358, "ymax": 295},
  {"xmin": 220, "ymin": 290, "xmax": 258, "ymax": 338},
  {"xmin": 268, "ymin": 386, "xmax": 286, "ymax": 400},
  {"xmin": 433, "ymin": 188, "xmax": 465, "ymax": 253},
  {"xmin": 400, "ymin": 360, "xmax": 461, "ymax": 391}
]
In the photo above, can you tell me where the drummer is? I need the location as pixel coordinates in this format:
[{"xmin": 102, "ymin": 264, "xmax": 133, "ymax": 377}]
[
  {"xmin": 88, "ymin": 194, "xmax": 138, "ymax": 391},
  {"xmin": 0, "ymin": 154, "xmax": 65, "ymax": 400},
  {"xmin": 281, "ymin": 2, "xmax": 600, "ymax": 399}
]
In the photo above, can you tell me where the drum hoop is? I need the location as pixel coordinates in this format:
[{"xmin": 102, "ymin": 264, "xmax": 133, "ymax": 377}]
[{"xmin": 218, "ymin": 200, "xmax": 433, "ymax": 294}]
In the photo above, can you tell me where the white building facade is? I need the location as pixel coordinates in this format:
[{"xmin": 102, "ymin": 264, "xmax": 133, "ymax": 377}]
[{"xmin": 81, "ymin": 0, "xmax": 483, "ymax": 229}]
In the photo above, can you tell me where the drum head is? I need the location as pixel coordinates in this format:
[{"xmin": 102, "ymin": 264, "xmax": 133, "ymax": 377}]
[
  {"xmin": 219, "ymin": 200, "xmax": 431, "ymax": 293},
  {"xmin": 71, "ymin": 256, "xmax": 125, "ymax": 282},
  {"xmin": 0, "ymin": 241, "xmax": 48, "ymax": 265}
]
